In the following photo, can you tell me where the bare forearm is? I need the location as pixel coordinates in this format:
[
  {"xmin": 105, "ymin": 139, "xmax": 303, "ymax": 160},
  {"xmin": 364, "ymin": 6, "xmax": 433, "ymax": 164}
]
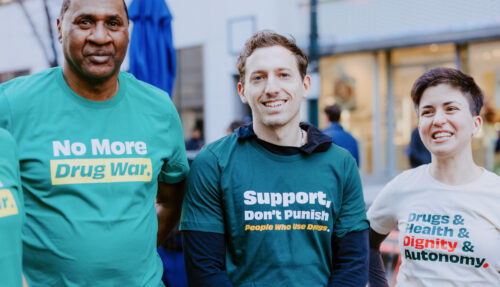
[{"xmin": 156, "ymin": 180, "xmax": 185, "ymax": 246}]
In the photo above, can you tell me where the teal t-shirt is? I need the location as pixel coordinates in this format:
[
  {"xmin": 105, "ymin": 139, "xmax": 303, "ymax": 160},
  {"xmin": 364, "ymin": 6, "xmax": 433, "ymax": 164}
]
[
  {"xmin": 0, "ymin": 68, "xmax": 189, "ymax": 286},
  {"xmin": 0, "ymin": 128, "xmax": 23, "ymax": 287},
  {"xmin": 180, "ymin": 134, "xmax": 368, "ymax": 287}
]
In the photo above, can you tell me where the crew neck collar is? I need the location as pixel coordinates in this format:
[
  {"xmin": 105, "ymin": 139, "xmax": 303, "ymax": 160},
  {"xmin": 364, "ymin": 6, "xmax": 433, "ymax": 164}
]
[{"xmin": 56, "ymin": 67, "xmax": 125, "ymax": 108}]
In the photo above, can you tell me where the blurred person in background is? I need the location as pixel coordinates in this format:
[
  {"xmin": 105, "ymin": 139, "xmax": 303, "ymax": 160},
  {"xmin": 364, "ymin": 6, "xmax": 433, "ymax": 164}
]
[
  {"xmin": 185, "ymin": 127, "xmax": 204, "ymax": 151},
  {"xmin": 0, "ymin": 0, "xmax": 188, "ymax": 285},
  {"xmin": 180, "ymin": 30, "xmax": 369, "ymax": 287},
  {"xmin": 0, "ymin": 128, "xmax": 26, "ymax": 287},
  {"xmin": 323, "ymin": 104, "xmax": 360, "ymax": 167},
  {"xmin": 407, "ymin": 127, "xmax": 431, "ymax": 168},
  {"xmin": 368, "ymin": 68, "xmax": 500, "ymax": 286}
]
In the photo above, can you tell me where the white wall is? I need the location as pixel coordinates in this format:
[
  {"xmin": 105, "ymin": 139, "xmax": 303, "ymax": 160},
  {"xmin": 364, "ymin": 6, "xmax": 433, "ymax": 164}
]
[{"xmin": 0, "ymin": 0, "xmax": 61, "ymax": 74}]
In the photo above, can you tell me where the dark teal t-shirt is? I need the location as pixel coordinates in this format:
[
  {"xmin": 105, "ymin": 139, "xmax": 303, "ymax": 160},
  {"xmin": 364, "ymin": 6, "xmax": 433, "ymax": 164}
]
[
  {"xmin": 180, "ymin": 134, "xmax": 368, "ymax": 287},
  {"xmin": 0, "ymin": 68, "xmax": 189, "ymax": 286},
  {"xmin": 0, "ymin": 128, "xmax": 23, "ymax": 287}
]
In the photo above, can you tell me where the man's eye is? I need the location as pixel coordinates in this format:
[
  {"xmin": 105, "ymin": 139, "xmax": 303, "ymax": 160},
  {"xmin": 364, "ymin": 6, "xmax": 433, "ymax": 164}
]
[
  {"xmin": 108, "ymin": 20, "xmax": 120, "ymax": 27},
  {"xmin": 252, "ymin": 76, "xmax": 263, "ymax": 81},
  {"xmin": 446, "ymin": 106, "xmax": 458, "ymax": 112},
  {"xmin": 280, "ymin": 73, "xmax": 289, "ymax": 78},
  {"xmin": 79, "ymin": 19, "xmax": 92, "ymax": 26}
]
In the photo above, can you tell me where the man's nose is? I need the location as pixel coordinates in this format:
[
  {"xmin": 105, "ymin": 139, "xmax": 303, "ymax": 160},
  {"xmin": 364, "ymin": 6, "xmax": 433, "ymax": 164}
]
[
  {"xmin": 265, "ymin": 76, "xmax": 280, "ymax": 96},
  {"xmin": 88, "ymin": 23, "xmax": 112, "ymax": 45}
]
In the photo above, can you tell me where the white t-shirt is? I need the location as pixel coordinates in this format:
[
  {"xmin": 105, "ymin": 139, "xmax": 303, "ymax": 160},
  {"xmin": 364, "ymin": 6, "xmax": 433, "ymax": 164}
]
[{"xmin": 368, "ymin": 164, "xmax": 500, "ymax": 286}]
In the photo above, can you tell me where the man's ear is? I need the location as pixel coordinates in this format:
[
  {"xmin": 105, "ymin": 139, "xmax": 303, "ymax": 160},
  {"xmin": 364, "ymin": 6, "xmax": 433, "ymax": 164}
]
[
  {"xmin": 238, "ymin": 82, "xmax": 248, "ymax": 104},
  {"xmin": 302, "ymin": 75, "xmax": 311, "ymax": 99},
  {"xmin": 57, "ymin": 18, "xmax": 63, "ymax": 43}
]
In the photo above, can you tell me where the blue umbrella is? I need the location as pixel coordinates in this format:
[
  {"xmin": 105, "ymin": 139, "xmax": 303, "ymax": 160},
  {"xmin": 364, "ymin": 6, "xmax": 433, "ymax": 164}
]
[{"xmin": 129, "ymin": 0, "xmax": 176, "ymax": 96}]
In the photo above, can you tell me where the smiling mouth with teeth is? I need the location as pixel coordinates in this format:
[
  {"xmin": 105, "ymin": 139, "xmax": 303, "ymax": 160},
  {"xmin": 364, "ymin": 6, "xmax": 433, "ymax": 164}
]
[
  {"xmin": 432, "ymin": 131, "xmax": 453, "ymax": 139},
  {"xmin": 263, "ymin": 100, "xmax": 287, "ymax": 108}
]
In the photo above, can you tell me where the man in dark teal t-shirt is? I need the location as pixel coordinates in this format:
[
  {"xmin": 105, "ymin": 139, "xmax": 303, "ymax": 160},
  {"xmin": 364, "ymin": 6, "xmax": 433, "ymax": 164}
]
[
  {"xmin": 180, "ymin": 31, "xmax": 369, "ymax": 287},
  {"xmin": 0, "ymin": 0, "xmax": 188, "ymax": 286}
]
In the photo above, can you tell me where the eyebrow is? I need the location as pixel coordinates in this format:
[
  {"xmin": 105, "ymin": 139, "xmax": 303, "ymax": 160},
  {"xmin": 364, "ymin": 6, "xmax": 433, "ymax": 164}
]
[
  {"xmin": 250, "ymin": 67, "xmax": 292, "ymax": 74},
  {"xmin": 443, "ymin": 101, "xmax": 464, "ymax": 106},
  {"xmin": 107, "ymin": 14, "xmax": 124, "ymax": 21},
  {"xmin": 74, "ymin": 13, "xmax": 124, "ymax": 21},
  {"xmin": 74, "ymin": 13, "xmax": 94, "ymax": 20},
  {"xmin": 249, "ymin": 70, "xmax": 267, "ymax": 76},
  {"xmin": 420, "ymin": 101, "xmax": 464, "ymax": 109}
]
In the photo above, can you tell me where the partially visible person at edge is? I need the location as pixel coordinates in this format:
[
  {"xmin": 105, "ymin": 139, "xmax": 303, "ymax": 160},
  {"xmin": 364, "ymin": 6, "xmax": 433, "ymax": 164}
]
[
  {"xmin": 323, "ymin": 104, "xmax": 360, "ymax": 167},
  {"xmin": 0, "ymin": 0, "xmax": 189, "ymax": 285},
  {"xmin": 408, "ymin": 127, "xmax": 431, "ymax": 168},
  {"xmin": 368, "ymin": 68, "xmax": 500, "ymax": 286},
  {"xmin": 180, "ymin": 30, "xmax": 369, "ymax": 287},
  {"xmin": 0, "ymin": 128, "xmax": 27, "ymax": 287}
]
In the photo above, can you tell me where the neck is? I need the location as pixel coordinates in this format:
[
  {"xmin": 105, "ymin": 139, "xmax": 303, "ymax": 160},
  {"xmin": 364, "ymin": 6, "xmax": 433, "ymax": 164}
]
[
  {"xmin": 253, "ymin": 120, "xmax": 305, "ymax": 147},
  {"xmin": 63, "ymin": 64, "xmax": 119, "ymax": 101},
  {"xmin": 429, "ymin": 147, "xmax": 483, "ymax": 185}
]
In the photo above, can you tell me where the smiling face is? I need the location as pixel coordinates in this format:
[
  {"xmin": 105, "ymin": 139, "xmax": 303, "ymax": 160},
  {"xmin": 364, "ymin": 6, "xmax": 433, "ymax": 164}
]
[
  {"xmin": 57, "ymin": 0, "xmax": 129, "ymax": 83},
  {"xmin": 238, "ymin": 45, "xmax": 310, "ymax": 131},
  {"xmin": 417, "ymin": 84, "xmax": 482, "ymax": 159}
]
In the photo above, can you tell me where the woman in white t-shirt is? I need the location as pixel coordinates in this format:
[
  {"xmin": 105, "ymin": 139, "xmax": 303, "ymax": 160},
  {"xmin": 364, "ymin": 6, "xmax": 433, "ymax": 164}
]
[{"xmin": 368, "ymin": 68, "xmax": 500, "ymax": 287}]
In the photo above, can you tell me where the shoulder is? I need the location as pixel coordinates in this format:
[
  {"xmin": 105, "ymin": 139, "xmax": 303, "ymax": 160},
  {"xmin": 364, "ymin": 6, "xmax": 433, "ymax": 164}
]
[
  {"xmin": 479, "ymin": 169, "xmax": 500, "ymax": 189},
  {"xmin": 120, "ymin": 72, "xmax": 171, "ymax": 100},
  {"xmin": 383, "ymin": 165, "xmax": 428, "ymax": 194},
  {"xmin": 194, "ymin": 134, "xmax": 239, "ymax": 164},
  {"xmin": 119, "ymin": 72, "xmax": 177, "ymax": 116},
  {"xmin": 324, "ymin": 143, "xmax": 356, "ymax": 163},
  {"xmin": 0, "ymin": 68, "xmax": 60, "ymax": 95}
]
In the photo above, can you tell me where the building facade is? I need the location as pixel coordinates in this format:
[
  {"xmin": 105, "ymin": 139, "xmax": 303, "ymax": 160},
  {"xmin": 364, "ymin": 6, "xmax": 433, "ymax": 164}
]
[
  {"xmin": 1, "ymin": 0, "xmax": 499, "ymax": 180},
  {"xmin": 169, "ymin": 0, "xmax": 500, "ymax": 179}
]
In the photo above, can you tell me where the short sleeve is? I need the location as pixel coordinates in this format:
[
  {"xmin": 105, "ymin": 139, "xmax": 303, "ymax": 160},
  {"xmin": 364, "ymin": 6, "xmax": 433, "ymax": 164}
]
[
  {"xmin": 366, "ymin": 179, "xmax": 399, "ymax": 236},
  {"xmin": 158, "ymin": 105, "xmax": 189, "ymax": 184},
  {"xmin": 180, "ymin": 148, "xmax": 225, "ymax": 234},
  {"xmin": 333, "ymin": 155, "xmax": 369, "ymax": 239}
]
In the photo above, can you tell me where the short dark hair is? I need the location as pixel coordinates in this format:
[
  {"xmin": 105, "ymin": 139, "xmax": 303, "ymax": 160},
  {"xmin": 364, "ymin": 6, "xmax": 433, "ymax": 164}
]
[
  {"xmin": 324, "ymin": 104, "xmax": 341, "ymax": 122},
  {"xmin": 410, "ymin": 67, "xmax": 483, "ymax": 116},
  {"xmin": 237, "ymin": 30, "xmax": 308, "ymax": 87},
  {"xmin": 60, "ymin": 0, "xmax": 129, "ymax": 21}
]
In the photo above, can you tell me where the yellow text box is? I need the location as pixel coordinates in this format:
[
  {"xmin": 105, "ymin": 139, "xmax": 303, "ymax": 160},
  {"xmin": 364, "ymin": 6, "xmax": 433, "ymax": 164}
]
[
  {"xmin": 0, "ymin": 189, "xmax": 19, "ymax": 217},
  {"xmin": 50, "ymin": 158, "xmax": 152, "ymax": 185}
]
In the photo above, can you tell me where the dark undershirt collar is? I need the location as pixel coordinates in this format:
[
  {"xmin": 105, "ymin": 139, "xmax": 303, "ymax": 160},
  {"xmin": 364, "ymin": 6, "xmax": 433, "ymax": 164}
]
[{"xmin": 235, "ymin": 122, "xmax": 332, "ymax": 155}]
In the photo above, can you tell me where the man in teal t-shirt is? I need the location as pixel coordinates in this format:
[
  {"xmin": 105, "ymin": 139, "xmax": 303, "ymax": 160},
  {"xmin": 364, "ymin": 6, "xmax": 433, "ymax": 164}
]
[
  {"xmin": 0, "ymin": 0, "xmax": 188, "ymax": 286},
  {"xmin": 0, "ymin": 128, "xmax": 24, "ymax": 287},
  {"xmin": 180, "ymin": 31, "xmax": 369, "ymax": 287}
]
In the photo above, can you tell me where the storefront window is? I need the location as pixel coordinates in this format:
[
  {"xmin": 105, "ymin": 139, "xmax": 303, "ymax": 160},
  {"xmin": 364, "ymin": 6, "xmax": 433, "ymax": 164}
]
[
  {"xmin": 468, "ymin": 41, "xmax": 500, "ymax": 173},
  {"xmin": 173, "ymin": 46, "xmax": 204, "ymax": 141},
  {"xmin": 319, "ymin": 53, "xmax": 381, "ymax": 175}
]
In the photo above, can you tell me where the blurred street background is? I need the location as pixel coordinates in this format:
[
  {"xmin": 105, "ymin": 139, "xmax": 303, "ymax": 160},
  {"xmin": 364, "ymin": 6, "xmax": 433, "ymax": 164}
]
[{"xmin": 1, "ymin": 1, "xmax": 500, "ymax": 284}]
